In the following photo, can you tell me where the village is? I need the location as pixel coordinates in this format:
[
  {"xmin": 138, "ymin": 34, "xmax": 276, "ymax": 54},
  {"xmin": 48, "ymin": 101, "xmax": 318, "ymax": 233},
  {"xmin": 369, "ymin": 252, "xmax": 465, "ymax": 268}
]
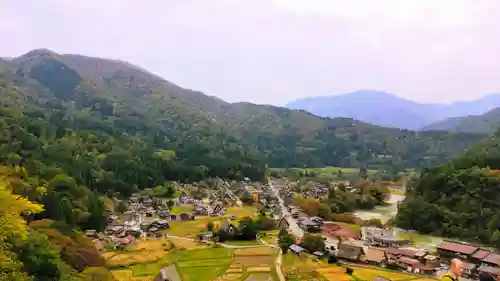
[
  {"xmin": 84, "ymin": 176, "xmax": 500, "ymax": 281},
  {"xmin": 271, "ymin": 178, "xmax": 500, "ymax": 281}
]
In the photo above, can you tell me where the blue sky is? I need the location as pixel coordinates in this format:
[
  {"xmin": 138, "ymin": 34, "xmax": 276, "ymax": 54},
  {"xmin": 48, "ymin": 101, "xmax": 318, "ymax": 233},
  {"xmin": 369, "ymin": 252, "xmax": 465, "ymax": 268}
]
[{"xmin": 1, "ymin": 0, "xmax": 500, "ymax": 105}]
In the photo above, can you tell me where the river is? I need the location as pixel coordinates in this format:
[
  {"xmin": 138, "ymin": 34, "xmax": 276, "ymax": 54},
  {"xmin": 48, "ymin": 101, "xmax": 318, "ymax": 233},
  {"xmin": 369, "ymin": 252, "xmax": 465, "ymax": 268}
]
[{"xmin": 353, "ymin": 194, "xmax": 444, "ymax": 249}]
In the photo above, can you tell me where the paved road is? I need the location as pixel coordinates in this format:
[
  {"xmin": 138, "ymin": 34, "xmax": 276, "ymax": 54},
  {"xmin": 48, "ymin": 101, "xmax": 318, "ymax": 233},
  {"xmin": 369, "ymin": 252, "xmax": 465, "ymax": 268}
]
[
  {"xmin": 269, "ymin": 181, "xmax": 304, "ymax": 238},
  {"xmin": 166, "ymin": 235, "xmax": 277, "ymax": 249}
]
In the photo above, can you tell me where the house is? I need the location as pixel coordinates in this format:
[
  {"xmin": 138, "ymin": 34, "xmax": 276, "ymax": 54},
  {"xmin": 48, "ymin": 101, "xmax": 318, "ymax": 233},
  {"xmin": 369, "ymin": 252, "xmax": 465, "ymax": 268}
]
[
  {"xmin": 477, "ymin": 265, "xmax": 500, "ymax": 278},
  {"xmin": 482, "ymin": 253, "xmax": 500, "ymax": 268},
  {"xmin": 372, "ymin": 235, "xmax": 410, "ymax": 248},
  {"xmin": 143, "ymin": 197, "xmax": 153, "ymax": 207},
  {"xmin": 152, "ymin": 220, "xmax": 170, "ymax": 230},
  {"xmin": 471, "ymin": 249, "xmax": 491, "ymax": 263},
  {"xmin": 210, "ymin": 202, "xmax": 224, "ymax": 215},
  {"xmin": 193, "ymin": 205, "xmax": 209, "ymax": 216},
  {"xmin": 121, "ymin": 235, "xmax": 136, "ymax": 245},
  {"xmin": 220, "ymin": 219, "xmax": 236, "ymax": 233},
  {"xmin": 179, "ymin": 192, "xmax": 189, "ymax": 203},
  {"xmin": 364, "ymin": 247, "xmax": 387, "ymax": 266},
  {"xmin": 158, "ymin": 210, "xmax": 170, "ymax": 219},
  {"xmin": 337, "ymin": 242, "xmax": 364, "ymax": 261},
  {"xmin": 170, "ymin": 214, "xmax": 177, "ymax": 220},
  {"xmin": 154, "ymin": 265, "xmax": 181, "ymax": 281},
  {"xmin": 289, "ymin": 244, "xmax": 306, "ymax": 255},
  {"xmin": 276, "ymin": 217, "xmax": 289, "ymax": 229},
  {"xmin": 436, "ymin": 241, "xmax": 477, "ymax": 260},
  {"xmin": 323, "ymin": 224, "xmax": 361, "ymax": 241},
  {"xmin": 148, "ymin": 227, "xmax": 162, "ymax": 237},
  {"xmin": 179, "ymin": 212, "xmax": 194, "ymax": 221}
]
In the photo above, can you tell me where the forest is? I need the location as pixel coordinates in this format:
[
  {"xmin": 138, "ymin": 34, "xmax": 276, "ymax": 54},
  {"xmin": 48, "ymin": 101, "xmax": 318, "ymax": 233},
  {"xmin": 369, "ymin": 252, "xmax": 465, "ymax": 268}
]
[
  {"xmin": 0, "ymin": 49, "xmax": 493, "ymax": 280},
  {"xmin": 395, "ymin": 130, "xmax": 500, "ymax": 247}
]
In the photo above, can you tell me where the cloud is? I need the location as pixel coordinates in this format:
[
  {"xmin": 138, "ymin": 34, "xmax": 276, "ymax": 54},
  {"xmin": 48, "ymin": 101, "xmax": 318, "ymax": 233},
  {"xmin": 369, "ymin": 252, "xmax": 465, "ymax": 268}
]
[{"xmin": 1, "ymin": 0, "xmax": 500, "ymax": 105}]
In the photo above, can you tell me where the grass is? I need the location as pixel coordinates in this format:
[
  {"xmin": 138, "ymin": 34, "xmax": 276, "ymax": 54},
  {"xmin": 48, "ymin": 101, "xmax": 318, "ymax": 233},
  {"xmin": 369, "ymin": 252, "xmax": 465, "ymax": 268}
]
[
  {"xmin": 178, "ymin": 248, "xmax": 234, "ymax": 261},
  {"xmin": 178, "ymin": 266, "xmax": 225, "ymax": 281},
  {"xmin": 177, "ymin": 258, "xmax": 233, "ymax": 267},
  {"xmin": 226, "ymin": 206, "xmax": 258, "ymax": 218},
  {"xmin": 389, "ymin": 188, "xmax": 406, "ymax": 195},
  {"xmin": 234, "ymin": 247, "xmax": 277, "ymax": 256},
  {"xmin": 223, "ymin": 240, "xmax": 262, "ymax": 246},
  {"xmin": 170, "ymin": 204, "xmax": 193, "ymax": 214}
]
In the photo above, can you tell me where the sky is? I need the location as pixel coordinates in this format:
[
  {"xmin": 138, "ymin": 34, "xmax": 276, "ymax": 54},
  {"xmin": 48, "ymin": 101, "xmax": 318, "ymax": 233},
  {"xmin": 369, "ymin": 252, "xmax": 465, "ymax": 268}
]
[{"xmin": 1, "ymin": 0, "xmax": 500, "ymax": 106}]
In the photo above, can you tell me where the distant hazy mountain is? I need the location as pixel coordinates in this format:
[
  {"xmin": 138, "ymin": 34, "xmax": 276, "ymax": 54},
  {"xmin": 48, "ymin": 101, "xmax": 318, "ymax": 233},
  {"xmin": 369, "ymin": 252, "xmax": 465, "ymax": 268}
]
[
  {"xmin": 423, "ymin": 107, "xmax": 500, "ymax": 134},
  {"xmin": 286, "ymin": 90, "xmax": 500, "ymax": 130}
]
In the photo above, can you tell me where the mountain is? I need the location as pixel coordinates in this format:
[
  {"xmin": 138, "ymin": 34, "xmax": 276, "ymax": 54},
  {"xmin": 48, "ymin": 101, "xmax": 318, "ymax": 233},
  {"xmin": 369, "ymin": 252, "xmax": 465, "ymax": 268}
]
[
  {"xmin": 422, "ymin": 107, "xmax": 500, "ymax": 134},
  {"xmin": 286, "ymin": 91, "xmax": 500, "ymax": 130},
  {"xmin": 0, "ymin": 49, "xmax": 488, "ymax": 179}
]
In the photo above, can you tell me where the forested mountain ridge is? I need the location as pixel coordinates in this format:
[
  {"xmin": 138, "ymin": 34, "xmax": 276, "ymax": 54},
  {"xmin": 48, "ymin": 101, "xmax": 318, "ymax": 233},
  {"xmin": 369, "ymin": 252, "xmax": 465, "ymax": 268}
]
[
  {"xmin": 395, "ymin": 131, "xmax": 500, "ymax": 247},
  {"xmin": 422, "ymin": 107, "xmax": 500, "ymax": 134},
  {"xmin": 0, "ymin": 49, "xmax": 488, "ymax": 173}
]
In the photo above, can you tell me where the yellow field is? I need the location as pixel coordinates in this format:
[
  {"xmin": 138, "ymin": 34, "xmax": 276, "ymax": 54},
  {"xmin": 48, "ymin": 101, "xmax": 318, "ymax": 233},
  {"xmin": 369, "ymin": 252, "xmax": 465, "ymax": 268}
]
[
  {"xmin": 246, "ymin": 267, "xmax": 272, "ymax": 273},
  {"xmin": 226, "ymin": 206, "xmax": 257, "ymax": 218},
  {"xmin": 105, "ymin": 239, "xmax": 171, "ymax": 267},
  {"xmin": 316, "ymin": 268, "xmax": 353, "ymax": 281},
  {"xmin": 167, "ymin": 238, "xmax": 208, "ymax": 250},
  {"xmin": 234, "ymin": 247, "xmax": 276, "ymax": 256}
]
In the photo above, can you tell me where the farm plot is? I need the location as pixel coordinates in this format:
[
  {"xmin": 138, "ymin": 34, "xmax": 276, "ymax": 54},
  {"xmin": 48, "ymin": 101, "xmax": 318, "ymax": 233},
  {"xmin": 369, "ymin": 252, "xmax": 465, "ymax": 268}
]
[{"xmin": 173, "ymin": 248, "xmax": 235, "ymax": 281}]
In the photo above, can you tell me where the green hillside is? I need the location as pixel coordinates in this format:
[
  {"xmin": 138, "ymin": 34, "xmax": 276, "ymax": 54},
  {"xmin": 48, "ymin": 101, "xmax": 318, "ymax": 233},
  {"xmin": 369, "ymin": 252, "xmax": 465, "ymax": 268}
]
[
  {"xmin": 423, "ymin": 107, "xmax": 500, "ymax": 134},
  {"xmin": 395, "ymin": 132, "xmax": 500, "ymax": 246}
]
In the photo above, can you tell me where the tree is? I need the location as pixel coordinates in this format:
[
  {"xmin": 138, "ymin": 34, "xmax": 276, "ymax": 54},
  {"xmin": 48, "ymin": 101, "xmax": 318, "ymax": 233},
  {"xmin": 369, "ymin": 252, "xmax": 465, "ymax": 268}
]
[
  {"xmin": 207, "ymin": 222, "xmax": 214, "ymax": 232},
  {"xmin": 116, "ymin": 200, "xmax": 127, "ymax": 214},
  {"xmin": 238, "ymin": 218, "xmax": 258, "ymax": 240},
  {"xmin": 16, "ymin": 231, "xmax": 66, "ymax": 281},
  {"xmin": 301, "ymin": 234, "xmax": 325, "ymax": 253},
  {"xmin": 0, "ymin": 183, "xmax": 43, "ymax": 281}
]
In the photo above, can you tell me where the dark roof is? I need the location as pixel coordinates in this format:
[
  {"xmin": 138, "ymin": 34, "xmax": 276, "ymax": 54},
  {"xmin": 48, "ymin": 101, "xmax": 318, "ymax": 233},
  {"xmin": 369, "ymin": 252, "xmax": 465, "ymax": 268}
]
[
  {"xmin": 477, "ymin": 265, "xmax": 500, "ymax": 276},
  {"xmin": 483, "ymin": 253, "xmax": 500, "ymax": 266},
  {"xmin": 337, "ymin": 243, "xmax": 362, "ymax": 260},
  {"xmin": 462, "ymin": 262, "xmax": 477, "ymax": 271},
  {"xmin": 398, "ymin": 256, "xmax": 420, "ymax": 265},
  {"xmin": 289, "ymin": 244, "xmax": 306, "ymax": 253},
  {"xmin": 437, "ymin": 241, "xmax": 477, "ymax": 255},
  {"xmin": 472, "ymin": 250, "xmax": 491, "ymax": 260}
]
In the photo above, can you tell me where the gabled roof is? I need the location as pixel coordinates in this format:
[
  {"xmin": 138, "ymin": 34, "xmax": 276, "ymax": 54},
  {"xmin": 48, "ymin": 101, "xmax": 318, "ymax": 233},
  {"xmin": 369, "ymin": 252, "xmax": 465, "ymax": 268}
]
[
  {"xmin": 437, "ymin": 241, "xmax": 477, "ymax": 255},
  {"xmin": 337, "ymin": 243, "xmax": 362, "ymax": 260},
  {"xmin": 289, "ymin": 244, "xmax": 306, "ymax": 253},
  {"xmin": 472, "ymin": 249, "xmax": 491, "ymax": 260},
  {"xmin": 483, "ymin": 253, "xmax": 500, "ymax": 266},
  {"xmin": 365, "ymin": 247, "xmax": 386, "ymax": 262}
]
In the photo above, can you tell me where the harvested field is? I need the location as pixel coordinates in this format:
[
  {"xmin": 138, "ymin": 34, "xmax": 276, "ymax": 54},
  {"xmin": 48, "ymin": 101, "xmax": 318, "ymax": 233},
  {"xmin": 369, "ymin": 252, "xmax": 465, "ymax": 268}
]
[
  {"xmin": 246, "ymin": 267, "xmax": 272, "ymax": 273},
  {"xmin": 177, "ymin": 258, "xmax": 233, "ymax": 267},
  {"xmin": 178, "ymin": 248, "xmax": 233, "ymax": 261},
  {"xmin": 219, "ymin": 273, "xmax": 244, "ymax": 281},
  {"xmin": 167, "ymin": 238, "xmax": 208, "ymax": 250},
  {"xmin": 316, "ymin": 268, "xmax": 352, "ymax": 281},
  {"xmin": 225, "ymin": 266, "xmax": 244, "ymax": 274},
  {"xmin": 131, "ymin": 239, "xmax": 167, "ymax": 251},
  {"xmin": 234, "ymin": 247, "xmax": 276, "ymax": 256},
  {"xmin": 106, "ymin": 251, "xmax": 164, "ymax": 267},
  {"xmin": 233, "ymin": 255, "xmax": 274, "ymax": 266}
]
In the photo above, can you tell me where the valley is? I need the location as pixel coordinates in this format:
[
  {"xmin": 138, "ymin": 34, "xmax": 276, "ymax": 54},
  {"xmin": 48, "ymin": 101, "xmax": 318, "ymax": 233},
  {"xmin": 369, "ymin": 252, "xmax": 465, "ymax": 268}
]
[{"xmin": 1, "ymin": 49, "xmax": 500, "ymax": 281}]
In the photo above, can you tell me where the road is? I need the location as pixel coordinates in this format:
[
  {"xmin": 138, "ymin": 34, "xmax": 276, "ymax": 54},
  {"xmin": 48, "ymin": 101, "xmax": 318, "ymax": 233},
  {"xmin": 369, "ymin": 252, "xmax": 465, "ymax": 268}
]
[
  {"xmin": 166, "ymin": 235, "xmax": 277, "ymax": 249},
  {"xmin": 269, "ymin": 180, "xmax": 304, "ymax": 238}
]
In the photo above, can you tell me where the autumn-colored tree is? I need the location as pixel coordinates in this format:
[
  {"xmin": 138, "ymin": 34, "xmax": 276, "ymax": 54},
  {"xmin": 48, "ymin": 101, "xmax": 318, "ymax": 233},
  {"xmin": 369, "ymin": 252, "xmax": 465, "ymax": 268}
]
[
  {"xmin": 298, "ymin": 197, "xmax": 322, "ymax": 217},
  {"xmin": 0, "ymin": 183, "xmax": 43, "ymax": 281}
]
